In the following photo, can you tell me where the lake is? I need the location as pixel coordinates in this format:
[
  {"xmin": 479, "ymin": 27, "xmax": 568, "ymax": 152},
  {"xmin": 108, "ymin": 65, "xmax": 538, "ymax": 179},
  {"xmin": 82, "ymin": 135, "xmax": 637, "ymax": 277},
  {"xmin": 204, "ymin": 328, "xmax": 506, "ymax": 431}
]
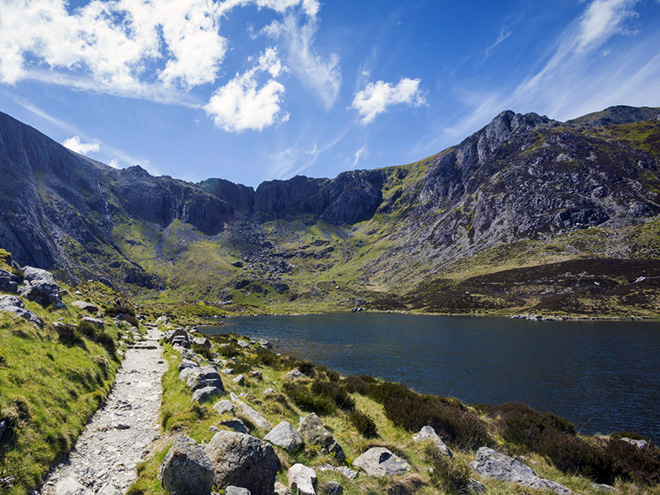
[{"xmin": 201, "ymin": 313, "xmax": 660, "ymax": 442}]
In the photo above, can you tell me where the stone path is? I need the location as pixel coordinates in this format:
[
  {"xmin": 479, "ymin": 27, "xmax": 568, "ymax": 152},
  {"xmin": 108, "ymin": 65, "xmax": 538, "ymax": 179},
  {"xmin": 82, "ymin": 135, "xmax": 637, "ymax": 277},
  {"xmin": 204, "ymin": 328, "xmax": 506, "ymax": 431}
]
[{"xmin": 40, "ymin": 327, "xmax": 166, "ymax": 495}]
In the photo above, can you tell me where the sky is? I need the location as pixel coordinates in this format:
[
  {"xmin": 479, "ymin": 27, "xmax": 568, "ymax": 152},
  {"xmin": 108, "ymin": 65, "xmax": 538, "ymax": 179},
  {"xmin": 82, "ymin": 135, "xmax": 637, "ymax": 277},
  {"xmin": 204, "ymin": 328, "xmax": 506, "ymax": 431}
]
[{"xmin": 0, "ymin": 0, "xmax": 659, "ymax": 187}]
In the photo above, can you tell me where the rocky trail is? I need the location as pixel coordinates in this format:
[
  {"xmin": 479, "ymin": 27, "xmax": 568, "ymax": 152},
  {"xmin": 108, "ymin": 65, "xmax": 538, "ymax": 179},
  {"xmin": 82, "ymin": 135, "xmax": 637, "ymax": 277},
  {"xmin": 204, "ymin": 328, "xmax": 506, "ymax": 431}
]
[{"xmin": 40, "ymin": 327, "xmax": 166, "ymax": 495}]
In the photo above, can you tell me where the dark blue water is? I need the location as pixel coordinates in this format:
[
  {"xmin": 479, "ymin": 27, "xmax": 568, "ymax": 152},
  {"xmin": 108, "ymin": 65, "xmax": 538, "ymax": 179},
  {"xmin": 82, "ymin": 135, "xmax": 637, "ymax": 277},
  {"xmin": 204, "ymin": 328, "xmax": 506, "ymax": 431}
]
[{"xmin": 202, "ymin": 313, "xmax": 660, "ymax": 442}]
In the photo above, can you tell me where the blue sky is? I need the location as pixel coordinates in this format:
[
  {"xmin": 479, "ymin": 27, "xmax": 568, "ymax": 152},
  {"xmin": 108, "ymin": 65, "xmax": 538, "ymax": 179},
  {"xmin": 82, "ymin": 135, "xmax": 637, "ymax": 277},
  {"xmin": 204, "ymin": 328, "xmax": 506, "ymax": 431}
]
[{"xmin": 1, "ymin": 0, "xmax": 659, "ymax": 187}]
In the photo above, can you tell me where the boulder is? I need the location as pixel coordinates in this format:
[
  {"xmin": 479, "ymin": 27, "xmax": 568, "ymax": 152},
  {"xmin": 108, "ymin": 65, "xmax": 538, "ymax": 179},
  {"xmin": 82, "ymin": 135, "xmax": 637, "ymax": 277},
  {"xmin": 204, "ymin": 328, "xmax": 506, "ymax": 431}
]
[
  {"xmin": 81, "ymin": 316, "xmax": 105, "ymax": 330},
  {"xmin": 192, "ymin": 386, "xmax": 224, "ymax": 403},
  {"xmin": 72, "ymin": 300, "xmax": 99, "ymax": 313},
  {"xmin": 317, "ymin": 465, "xmax": 358, "ymax": 480},
  {"xmin": 238, "ymin": 340, "xmax": 251, "ymax": 348},
  {"xmin": 468, "ymin": 478, "xmax": 487, "ymax": 494},
  {"xmin": 325, "ymin": 481, "xmax": 343, "ymax": 495},
  {"xmin": 469, "ymin": 447, "xmax": 571, "ymax": 494},
  {"xmin": 298, "ymin": 413, "xmax": 345, "ymax": 461},
  {"xmin": 412, "ymin": 425, "xmax": 453, "ymax": 457},
  {"xmin": 18, "ymin": 266, "xmax": 64, "ymax": 307},
  {"xmin": 621, "ymin": 437, "xmax": 649, "ymax": 449},
  {"xmin": 0, "ymin": 295, "xmax": 42, "ymax": 326},
  {"xmin": 179, "ymin": 367, "xmax": 197, "ymax": 382},
  {"xmin": 192, "ymin": 336, "xmax": 211, "ymax": 349},
  {"xmin": 288, "ymin": 464, "xmax": 317, "ymax": 495},
  {"xmin": 226, "ymin": 487, "xmax": 251, "ymax": 495},
  {"xmin": 264, "ymin": 421, "xmax": 304, "ymax": 451},
  {"xmin": 55, "ymin": 476, "xmax": 88, "ymax": 495},
  {"xmin": 233, "ymin": 397, "xmax": 272, "ymax": 430},
  {"xmin": 178, "ymin": 359, "xmax": 198, "ymax": 371},
  {"xmin": 353, "ymin": 447, "xmax": 411, "ymax": 477},
  {"xmin": 186, "ymin": 366, "xmax": 225, "ymax": 392},
  {"xmin": 205, "ymin": 431, "xmax": 279, "ymax": 495},
  {"xmin": 0, "ymin": 268, "xmax": 20, "ymax": 294},
  {"xmin": 274, "ymin": 481, "xmax": 292, "ymax": 495},
  {"xmin": 250, "ymin": 370, "xmax": 263, "ymax": 380},
  {"xmin": 97, "ymin": 483, "xmax": 121, "ymax": 495},
  {"xmin": 233, "ymin": 374, "xmax": 246, "ymax": 385},
  {"xmin": 285, "ymin": 369, "xmax": 306, "ymax": 381},
  {"xmin": 158, "ymin": 435, "xmax": 214, "ymax": 495},
  {"xmin": 213, "ymin": 399, "xmax": 237, "ymax": 415},
  {"xmin": 220, "ymin": 419, "xmax": 249, "ymax": 434}
]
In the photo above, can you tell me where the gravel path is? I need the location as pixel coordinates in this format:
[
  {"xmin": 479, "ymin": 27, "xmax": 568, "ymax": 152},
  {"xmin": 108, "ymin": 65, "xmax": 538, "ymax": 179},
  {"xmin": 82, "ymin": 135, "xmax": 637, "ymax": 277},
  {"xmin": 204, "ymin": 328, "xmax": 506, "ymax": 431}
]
[{"xmin": 40, "ymin": 327, "xmax": 166, "ymax": 495}]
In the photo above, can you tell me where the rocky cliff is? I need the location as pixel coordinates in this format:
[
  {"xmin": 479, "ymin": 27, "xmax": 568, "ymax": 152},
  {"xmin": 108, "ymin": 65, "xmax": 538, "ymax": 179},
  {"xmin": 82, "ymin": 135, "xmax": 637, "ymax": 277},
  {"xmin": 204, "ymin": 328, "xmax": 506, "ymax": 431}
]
[{"xmin": 1, "ymin": 105, "xmax": 659, "ymax": 315}]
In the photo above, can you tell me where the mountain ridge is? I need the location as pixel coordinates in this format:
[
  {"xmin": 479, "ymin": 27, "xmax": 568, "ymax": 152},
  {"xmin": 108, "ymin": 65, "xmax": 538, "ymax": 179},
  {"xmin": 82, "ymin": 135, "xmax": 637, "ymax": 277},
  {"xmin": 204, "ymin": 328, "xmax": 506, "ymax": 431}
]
[{"xmin": 1, "ymin": 105, "xmax": 660, "ymax": 316}]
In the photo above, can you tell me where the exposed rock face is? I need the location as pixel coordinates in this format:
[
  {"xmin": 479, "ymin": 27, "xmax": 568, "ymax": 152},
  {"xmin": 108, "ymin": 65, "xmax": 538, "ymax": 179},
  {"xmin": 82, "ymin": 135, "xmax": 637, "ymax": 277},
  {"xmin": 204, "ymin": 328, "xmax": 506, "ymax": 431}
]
[
  {"xmin": 0, "ymin": 268, "xmax": 20, "ymax": 293},
  {"xmin": 0, "ymin": 294, "xmax": 42, "ymax": 325},
  {"xmin": 288, "ymin": 464, "xmax": 317, "ymax": 495},
  {"xmin": 298, "ymin": 413, "xmax": 345, "ymax": 461},
  {"xmin": 469, "ymin": 447, "xmax": 571, "ymax": 494},
  {"xmin": 353, "ymin": 447, "xmax": 411, "ymax": 477},
  {"xmin": 264, "ymin": 421, "xmax": 304, "ymax": 451},
  {"xmin": 412, "ymin": 425, "xmax": 453, "ymax": 457},
  {"xmin": 205, "ymin": 431, "xmax": 279, "ymax": 495},
  {"xmin": 158, "ymin": 435, "xmax": 214, "ymax": 495}
]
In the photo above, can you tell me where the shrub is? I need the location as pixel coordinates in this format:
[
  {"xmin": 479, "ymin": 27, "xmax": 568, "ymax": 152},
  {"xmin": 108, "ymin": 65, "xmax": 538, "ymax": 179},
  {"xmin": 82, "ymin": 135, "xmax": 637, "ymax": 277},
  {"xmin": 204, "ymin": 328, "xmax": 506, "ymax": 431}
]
[
  {"xmin": 217, "ymin": 342, "xmax": 241, "ymax": 358},
  {"xmin": 430, "ymin": 454, "xmax": 471, "ymax": 494},
  {"xmin": 77, "ymin": 320, "xmax": 99, "ymax": 339},
  {"xmin": 282, "ymin": 382, "xmax": 336, "ymax": 415},
  {"xmin": 347, "ymin": 409, "xmax": 378, "ymax": 438},
  {"xmin": 342, "ymin": 375, "xmax": 370, "ymax": 395},
  {"xmin": 53, "ymin": 323, "xmax": 85, "ymax": 348},
  {"xmin": 311, "ymin": 379, "xmax": 355, "ymax": 411}
]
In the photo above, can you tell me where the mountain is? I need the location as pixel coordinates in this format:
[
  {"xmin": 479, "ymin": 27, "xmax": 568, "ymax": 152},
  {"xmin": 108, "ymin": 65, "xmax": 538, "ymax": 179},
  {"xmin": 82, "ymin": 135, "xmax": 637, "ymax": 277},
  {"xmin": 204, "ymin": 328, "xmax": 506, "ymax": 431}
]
[{"xmin": 1, "ymin": 105, "xmax": 659, "ymax": 316}]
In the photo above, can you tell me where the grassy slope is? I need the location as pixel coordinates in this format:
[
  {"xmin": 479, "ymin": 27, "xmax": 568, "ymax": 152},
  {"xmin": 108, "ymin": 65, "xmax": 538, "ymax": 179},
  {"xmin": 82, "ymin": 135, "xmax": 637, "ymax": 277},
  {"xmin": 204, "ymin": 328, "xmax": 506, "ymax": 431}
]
[
  {"xmin": 129, "ymin": 334, "xmax": 660, "ymax": 495},
  {"xmin": 0, "ymin": 277, "xmax": 135, "ymax": 495}
]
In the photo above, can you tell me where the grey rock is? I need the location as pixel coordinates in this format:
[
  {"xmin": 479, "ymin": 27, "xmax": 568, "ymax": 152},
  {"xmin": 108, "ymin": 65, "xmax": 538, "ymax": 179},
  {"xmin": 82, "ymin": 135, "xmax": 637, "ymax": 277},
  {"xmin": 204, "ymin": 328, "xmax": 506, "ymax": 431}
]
[
  {"xmin": 178, "ymin": 359, "xmax": 198, "ymax": 371},
  {"xmin": 81, "ymin": 316, "xmax": 105, "ymax": 330},
  {"xmin": 234, "ymin": 398, "xmax": 272, "ymax": 430},
  {"xmin": 192, "ymin": 336, "xmax": 211, "ymax": 349},
  {"xmin": 226, "ymin": 487, "xmax": 251, "ymax": 495},
  {"xmin": 97, "ymin": 483, "xmax": 121, "ymax": 495},
  {"xmin": 238, "ymin": 340, "xmax": 250, "ymax": 348},
  {"xmin": 621, "ymin": 437, "xmax": 648, "ymax": 449},
  {"xmin": 325, "ymin": 481, "xmax": 343, "ymax": 495},
  {"xmin": 233, "ymin": 374, "xmax": 246, "ymax": 385},
  {"xmin": 222, "ymin": 368, "xmax": 235, "ymax": 375},
  {"xmin": 0, "ymin": 268, "xmax": 20, "ymax": 293},
  {"xmin": 186, "ymin": 367, "xmax": 225, "ymax": 392},
  {"xmin": 264, "ymin": 421, "xmax": 304, "ymax": 451},
  {"xmin": 263, "ymin": 388, "xmax": 275, "ymax": 395},
  {"xmin": 335, "ymin": 467, "xmax": 358, "ymax": 480},
  {"xmin": 205, "ymin": 431, "xmax": 279, "ymax": 495},
  {"xmin": 159, "ymin": 435, "xmax": 214, "ymax": 495},
  {"xmin": 412, "ymin": 425, "xmax": 453, "ymax": 457},
  {"xmin": 274, "ymin": 481, "xmax": 292, "ymax": 495},
  {"xmin": 469, "ymin": 447, "xmax": 571, "ymax": 494},
  {"xmin": 353, "ymin": 447, "xmax": 411, "ymax": 477},
  {"xmin": 0, "ymin": 295, "xmax": 42, "ymax": 326},
  {"xmin": 285, "ymin": 369, "xmax": 306, "ymax": 381},
  {"xmin": 469, "ymin": 478, "xmax": 487, "ymax": 494},
  {"xmin": 592, "ymin": 483, "xmax": 617, "ymax": 492},
  {"xmin": 220, "ymin": 419, "xmax": 249, "ymax": 434},
  {"xmin": 249, "ymin": 370, "xmax": 263, "ymax": 380},
  {"xmin": 55, "ymin": 476, "xmax": 88, "ymax": 495},
  {"xmin": 72, "ymin": 300, "xmax": 99, "ymax": 313},
  {"xmin": 288, "ymin": 464, "xmax": 317, "ymax": 495},
  {"xmin": 19, "ymin": 266, "xmax": 63, "ymax": 306},
  {"xmin": 192, "ymin": 386, "xmax": 224, "ymax": 403},
  {"xmin": 179, "ymin": 367, "xmax": 197, "ymax": 382},
  {"xmin": 298, "ymin": 413, "xmax": 345, "ymax": 461},
  {"xmin": 213, "ymin": 399, "xmax": 237, "ymax": 415}
]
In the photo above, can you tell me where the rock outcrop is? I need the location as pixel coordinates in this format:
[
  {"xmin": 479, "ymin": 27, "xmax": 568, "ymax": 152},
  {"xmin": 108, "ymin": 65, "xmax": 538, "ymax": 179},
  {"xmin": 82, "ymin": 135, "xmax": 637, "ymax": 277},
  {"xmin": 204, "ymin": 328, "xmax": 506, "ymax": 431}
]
[
  {"xmin": 0, "ymin": 294, "xmax": 42, "ymax": 325},
  {"xmin": 264, "ymin": 421, "xmax": 304, "ymax": 452},
  {"xmin": 353, "ymin": 447, "xmax": 411, "ymax": 477},
  {"xmin": 159, "ymin": 435, "xmax": 214, "ymax": 495},
  {"xmin": 469, "ymin": 447, "xmax": 571, "ymax": 494},
  {"xmin": 412, "ymin": 425, "xmax": 453, "ymax": 457},
  {"xmin": 298, "ymin": 413, "xmax": 345, "ymax": 461}
]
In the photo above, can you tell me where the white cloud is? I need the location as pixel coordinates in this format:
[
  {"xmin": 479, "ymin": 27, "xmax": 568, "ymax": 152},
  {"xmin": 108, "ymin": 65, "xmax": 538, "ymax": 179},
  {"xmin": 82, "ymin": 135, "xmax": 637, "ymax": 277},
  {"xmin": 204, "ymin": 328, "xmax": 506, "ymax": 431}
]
[
  {"xmin": 62, "ymin": 135, "xmax": 100, "ymax": 155},
  {"xmin": 577, "ymin": 0, "xmax": 639, "ymax": 52},
  {"xmin": 352, "ymin": 78, "xmax": 425, "ymax": 124},
  {"xmin": 262, "ymin": 14, "xmax": 341, "ymax": 110},
  {"xmin": 352, "ymin": 145, "xmax": 368, "ymax": 169},
  {"xmin": 205, "ymin": 48, "xmax": 288, "ymax": 132}
]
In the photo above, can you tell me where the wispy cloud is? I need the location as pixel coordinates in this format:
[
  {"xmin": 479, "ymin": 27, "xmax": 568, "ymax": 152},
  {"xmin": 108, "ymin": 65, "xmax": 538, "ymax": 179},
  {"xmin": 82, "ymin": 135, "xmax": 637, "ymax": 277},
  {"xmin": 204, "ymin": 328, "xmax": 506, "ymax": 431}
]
[
  {"xmin": 352, "ymin": 77, "xmax": 426, "ymax": 124},
  {"xmin": 261, "ymin": 13, "xmax": 341, "ymax": 110},
  {"xmin": 62, "ymin": 135, "xmax": 100, "ymax": 155},
  {"xmin": 351, "ymin": 145, "xmax": 368, "ymax": 169}
]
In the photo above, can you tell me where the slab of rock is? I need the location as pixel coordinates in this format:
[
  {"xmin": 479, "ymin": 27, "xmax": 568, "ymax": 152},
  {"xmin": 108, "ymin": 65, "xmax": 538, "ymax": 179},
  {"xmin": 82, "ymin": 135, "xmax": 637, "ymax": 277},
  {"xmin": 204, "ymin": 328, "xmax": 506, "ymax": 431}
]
[
  {"xmin": 0, "ymin": 294, "xmax": 42, "ymax": 326},
  {"xmin": 469, "ymin": 447, "xmax": 571, "ymax": 494},
  {"xmin": 226, "ymin": 487, "xmax": 251, "ymax": 495},
  {"xmin": 214, "ymin": 399, "xmax": 237, "ymax": 415},
  {"xmin": 186, "ymin": 366, "xmax": 225, "ymax": 392},
  {"xmin": 285, "ymin": 369, "xmax": 306, "ymax": 381},
  {"xmin": 250, "ymin": 370, "xmax": 263, "ymax": 380},
  {"xmin": 353, "ymin": 447, "xmax": 411, "ymax": 477},
  {"xmin": 19, "ymin": 266, "xmax": 64, "ymax": 307},
  {"xmin": 298, "ymin": 413, "xmax": 345, "ymax": 461},
  {"xmin": 55, "ymin": 476, "xmax": 88, "ymax": 495},
  {"xmin": 233, "ymin": 397, "xmax": 272, "ymax": 430},
  {"xmin": 288, "ymin": 464, "xmax": 317, "ymax": 495},
  {"xmin": 233, "ymin": 374, "xmax": 246, "ymax": 385},
  {"xmin": 192, "ymin": 336, "xmax": 211, "ymax": 349},
  {"xmin": 238, "ymin": 340, "xmax": 251, "ymax": 348},
  {"xmin": 81, "ymin": 316, "xmax": 105, "ymax": 330},
  {"xmin": 72, "ymin": 300, "xmax": 99, "ymax": 313},
  {"xmin": 158, "ymin": 435, "xmax": 214, "ymax": 495},
  {"xmin": 178, "ymin": 359, "xmax": 198, "ymax": 371},
  {"xmin": 205, "ymin": 431, "xmax": 279, "ymax": 495},
  {"xmin": 192, "ymin": 386, "xmax": 223, "ymax": 403},
  {"xmin": 325, "ymin": 481, "xmax": 343, "ymax": 495},
  {"xmin": 274, "ymin": 481, "xmax": 292, "ymax": 495},
  {"xmin": 318, "ymin": 465, "xmax": 358, "ymax": 480},
  {"xmin": 621, "ymin": 437, "xmax": 648, "ymax": 448},
  {"xmin": 413, "ymin": 425, "xmax": 453, "ymax": 457},
  {"xmin": 264, "ymin": 421, "xmax": 304, "ymax": 451}
]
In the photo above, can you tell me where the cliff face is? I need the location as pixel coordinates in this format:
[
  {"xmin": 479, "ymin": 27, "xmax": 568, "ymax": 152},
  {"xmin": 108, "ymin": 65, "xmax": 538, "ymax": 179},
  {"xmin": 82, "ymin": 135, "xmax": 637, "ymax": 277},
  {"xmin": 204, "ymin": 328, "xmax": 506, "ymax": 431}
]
[{"xmin": 1, "ymin": 105, "xmax": 659, "ymax": 311}]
